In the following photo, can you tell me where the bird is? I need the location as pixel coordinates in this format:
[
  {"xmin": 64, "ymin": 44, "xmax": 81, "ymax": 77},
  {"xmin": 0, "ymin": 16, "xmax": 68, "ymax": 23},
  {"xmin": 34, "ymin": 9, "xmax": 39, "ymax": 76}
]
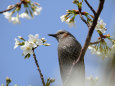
[{"xmin": 48, "ymin": 30, "xmax": 85, "ymax": 86}]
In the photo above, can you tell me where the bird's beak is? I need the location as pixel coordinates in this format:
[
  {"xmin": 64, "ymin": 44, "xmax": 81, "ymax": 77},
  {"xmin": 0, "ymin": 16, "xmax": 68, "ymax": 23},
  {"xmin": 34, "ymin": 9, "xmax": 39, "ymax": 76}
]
[{"xmin": 48, "ymin": 34, "xmax": 57, "ymax": 38}]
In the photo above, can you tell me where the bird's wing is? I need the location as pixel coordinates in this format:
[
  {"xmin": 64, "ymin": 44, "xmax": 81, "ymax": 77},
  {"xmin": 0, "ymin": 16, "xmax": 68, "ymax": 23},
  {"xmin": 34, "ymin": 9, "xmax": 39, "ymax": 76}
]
[{"xmin": 58, "ymin": 45, "xmax": 81, "ymax": 82}]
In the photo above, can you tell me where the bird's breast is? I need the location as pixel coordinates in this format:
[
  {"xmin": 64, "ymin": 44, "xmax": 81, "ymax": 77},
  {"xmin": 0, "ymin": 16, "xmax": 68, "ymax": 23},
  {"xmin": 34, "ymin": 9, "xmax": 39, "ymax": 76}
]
[{"xmin": 58, "ymin": 37, "xmax": 81, "ymax": 65}]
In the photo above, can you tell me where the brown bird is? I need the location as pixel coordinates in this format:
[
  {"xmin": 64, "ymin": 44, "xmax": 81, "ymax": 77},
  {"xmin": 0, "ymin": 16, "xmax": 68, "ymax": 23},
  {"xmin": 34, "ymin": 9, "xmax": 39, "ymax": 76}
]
[{"xmin": 48, "ymin": 30, "xmax": 85, "ymax": 86}]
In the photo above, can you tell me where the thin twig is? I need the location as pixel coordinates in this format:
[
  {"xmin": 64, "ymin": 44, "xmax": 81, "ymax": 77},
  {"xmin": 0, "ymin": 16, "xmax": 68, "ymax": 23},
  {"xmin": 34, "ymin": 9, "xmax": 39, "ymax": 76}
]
[
  {"xmin": 79, "ymin": 11, "xmax": 90, "ymax": 27},
  {"xmin": 74, "ymin": 10, "xmax": 91, "ymax": 27},
  {"xmin": 6, "ymin": 84, "xmax": 8, "ymax": 86},
  {"xmin": 90, "ymin": 39, "xmax": 102, "ymax": 45},
  {"xmin": 84, "ymin": 0, "xmax": 96, "ymax": 15},
  {"xmin": 90, "ymin": 34, "xmax": 110, "ymax": 44},
  {"xmin": 0, "ymin": 1, "xmax": 23, "ymax": 14},
  {"xmin": 0, "ymin": 5, "xmax": 17, "ymax": 14},
  {"xmin": 32, "ymin": 49, "xmax": 46, "ymax": 86}
]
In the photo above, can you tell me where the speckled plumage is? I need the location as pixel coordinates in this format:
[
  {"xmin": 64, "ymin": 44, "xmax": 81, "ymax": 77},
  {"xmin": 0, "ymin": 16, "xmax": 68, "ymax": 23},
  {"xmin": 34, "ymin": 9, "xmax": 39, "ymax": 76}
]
[
  {"xmin": 58, "ymin": 33, "xmax": 82, "ymax": 81},
  {"xmin": 48, "ymin": 30, "xmax": 85, "ymax": 86}
]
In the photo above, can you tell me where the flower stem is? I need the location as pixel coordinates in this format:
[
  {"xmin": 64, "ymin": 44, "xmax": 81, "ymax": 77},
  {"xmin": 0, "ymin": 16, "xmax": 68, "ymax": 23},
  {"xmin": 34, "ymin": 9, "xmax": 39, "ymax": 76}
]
[{"xmin": 32, "ymin": 49, "xmax": 45, "ymax": 86}]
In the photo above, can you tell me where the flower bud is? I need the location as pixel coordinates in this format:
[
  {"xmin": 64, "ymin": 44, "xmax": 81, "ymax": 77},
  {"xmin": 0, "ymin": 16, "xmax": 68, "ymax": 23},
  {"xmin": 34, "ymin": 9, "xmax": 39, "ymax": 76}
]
[
  {"xmin": 14, "ymin": 84, "xmax": 18, "ymax": 86},
  {"xmin": 73, "ymin": 0, "xmax": 79, "ymax": 4},
  {"xmin": 44, "ymin": 43, "xmax": 51, "ymax": 46},
  {"xmin": 41, "ymin": 38, "xmax": 47, "ymax": 43},
  {"xmin": 18, "ymin": 36, "xmax": 25, "ymax": 40},
  {"xmin": 1, "ymin": 83, "xmax": 4, "ymax": 86},
  {"xmin": 7, "ymin": 5, "xmax": 15, "ymax": 9},
  {"xmin": 6, "ymin": 77, "xmax": 11, "ymax": 84}
]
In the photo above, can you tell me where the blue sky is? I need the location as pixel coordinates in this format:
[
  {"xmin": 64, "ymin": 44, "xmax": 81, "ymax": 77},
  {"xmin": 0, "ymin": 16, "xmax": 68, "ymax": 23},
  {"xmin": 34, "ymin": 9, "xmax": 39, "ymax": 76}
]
[{"xmin": 0, "ymin": 0, "xmax": 115, "ymax": 86}]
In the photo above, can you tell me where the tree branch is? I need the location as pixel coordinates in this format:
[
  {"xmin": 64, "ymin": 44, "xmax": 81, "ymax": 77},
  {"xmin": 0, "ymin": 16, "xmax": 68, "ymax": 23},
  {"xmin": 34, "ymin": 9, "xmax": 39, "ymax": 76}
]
[
  {"xmin": 0, "ymin": 5, "xmax": 17, "ymax": 14},
  {"xmin": 32, "ymin": 49, "xmax": 46, "ymax": 86},
  {"xmin": 71, "ymin": 0, "xmax": 105, "ymax": 71},
  {"xmin": 67, "ymin": 1, "xmax": 105, "ymax": 80},
  {"xmin": 84, "ymin": 0, "xmax": 96, "ymax": 15},
  {"xmin": 90, "ymin": 39, "xmax": 102, "ymax": 45},
  {"xmin": 0, "ymin": 1, "xmax": 23, "ymax": 14}
]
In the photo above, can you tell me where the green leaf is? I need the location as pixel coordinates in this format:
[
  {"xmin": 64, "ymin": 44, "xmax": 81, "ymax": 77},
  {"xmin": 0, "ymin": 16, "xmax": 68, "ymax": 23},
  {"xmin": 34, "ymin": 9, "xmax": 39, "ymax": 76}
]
[
  {"xmin": 19, "ymin": 42, "xmax": 25, "ymax": 46},
  {"xmin": 24, "ymin": 4, "xmax": 29, "ymax": 8},
  {"xmin": 24, "ymin": 53, "xmax": 31, "ymax": 59},
  {"xmin": 46, "ymin": 78, "xmax": 55, "ymax": 86},
  {"xmin": 25, "ymin": 9, "xmax": 29, "ymax": 14},
  {"xmin": 29, "ymin": 9, "xmax": 34, "ymax": 18}
]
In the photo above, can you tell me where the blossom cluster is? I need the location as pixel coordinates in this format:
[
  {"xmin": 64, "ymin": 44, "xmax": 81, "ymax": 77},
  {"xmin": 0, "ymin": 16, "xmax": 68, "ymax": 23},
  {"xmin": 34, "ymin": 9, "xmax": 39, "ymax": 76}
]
[
  {"xmin": 88, "ymin": 40, "xmax": 115, "ymax": 58},
  {"xmin": 60, "ymin": 0, "xmax": 83, "ymax": 28},
  {"xmin": 1, "ymin": 77, "xmax": 18, "ymax": 86},
  {"xmin": 60, "ymin": 8, "xmax": 114, "ymax": 58},
  {"xmin": 60, "ymin": 14, "xmax": 76, "ymax": 27},
  {"xmin": 3, "ymin": 0, "xmax": 42, "ymax": 24},
  {"xmin": 60, "ymin": 11, "xmax": 107, "ymax": 33},
  {"xmin": 14, "ymin": 34, "xmax": 50, "ymax": 58},
  {"xmin": 60, "ymin": 0, "xmax": 115, "ymax": 59},
  {"xmin": 88, "ymin": 17, "xmax": 115, "ymax": 58},
  {"xmin": 88, "ymin": 18, "xmax": 114, "ymax": 58}
]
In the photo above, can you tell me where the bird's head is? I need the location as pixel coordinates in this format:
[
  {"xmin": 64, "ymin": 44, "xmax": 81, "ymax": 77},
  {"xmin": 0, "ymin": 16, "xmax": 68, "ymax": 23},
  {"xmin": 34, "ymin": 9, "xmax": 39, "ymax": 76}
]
[{"xmin": 48, "ymin": 30, "xmax": 74, "ymax": 41}]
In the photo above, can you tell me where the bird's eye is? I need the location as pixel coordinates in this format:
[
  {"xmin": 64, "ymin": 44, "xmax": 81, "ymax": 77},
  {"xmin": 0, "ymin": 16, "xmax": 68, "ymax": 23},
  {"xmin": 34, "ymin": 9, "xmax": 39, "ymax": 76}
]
[{"xmin": 59, "ymin": 32, "xmax": 64, "ymax": 34}]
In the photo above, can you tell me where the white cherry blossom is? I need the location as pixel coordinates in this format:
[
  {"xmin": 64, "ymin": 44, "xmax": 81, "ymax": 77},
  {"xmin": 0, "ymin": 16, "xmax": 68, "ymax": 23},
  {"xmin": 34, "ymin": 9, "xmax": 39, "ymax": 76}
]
[
  {"xmin": 65, "ymin": 18, "xmax": 75, "ymax": 27},
  {"xmin": 14, "ymin": 38, "xmax": 20, "ymax": 49},
  {"xmin": 33, "ymin": 7, "xmax": 42, "ymax": 16},
  {"xmin": 20, "ymin": 41, "xmax": 34, "ymax": 56},
  {"xmin": 9, "ymin": 17, "xmax": 20, "ymax": 24},
  {"xmin": 19, "ymin": 13, "xmax": 31, "ymax": 19},
  {"xmin": 95, "ymin": 18, "xmax": 107, "ymax": 33},
  {"xmin": 3, "ymin": 12, "xmax": 12, "ymax": 20},
  {"xmin": 60, "ymin": 15, "xmax": 67, "ymax": 22},
  {"xmin": 28, "ymin": 34, "xmax": 43, "ymax": 48}
]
